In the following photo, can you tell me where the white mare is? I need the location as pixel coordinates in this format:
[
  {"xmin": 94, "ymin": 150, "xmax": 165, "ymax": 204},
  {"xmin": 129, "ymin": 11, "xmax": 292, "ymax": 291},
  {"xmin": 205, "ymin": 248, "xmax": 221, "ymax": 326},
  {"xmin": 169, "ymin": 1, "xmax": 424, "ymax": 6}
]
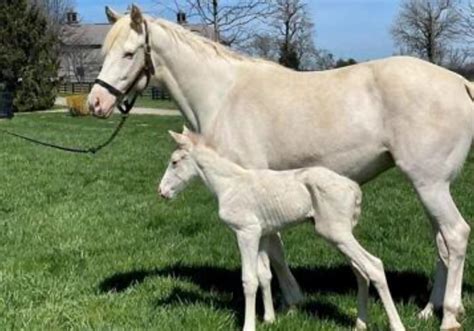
[
  {"xmin": 88, "ymin": 5, "xmax": 474, "ymax": 330},
  {"xmin": 161, "ymin": 129, "xmax": 406, "ymax": 331}
]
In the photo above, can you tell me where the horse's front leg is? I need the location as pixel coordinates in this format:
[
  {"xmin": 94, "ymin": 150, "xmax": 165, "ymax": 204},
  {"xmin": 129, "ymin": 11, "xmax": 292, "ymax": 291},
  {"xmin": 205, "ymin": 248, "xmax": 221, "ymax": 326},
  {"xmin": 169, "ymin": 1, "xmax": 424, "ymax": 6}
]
[
  {"xmin": 236, "ymin": 225, "xmax": 261, "ymax": 331},
  {"xmin": 266, "ymin": 233, "xmax": 304, "ymax": 308}
]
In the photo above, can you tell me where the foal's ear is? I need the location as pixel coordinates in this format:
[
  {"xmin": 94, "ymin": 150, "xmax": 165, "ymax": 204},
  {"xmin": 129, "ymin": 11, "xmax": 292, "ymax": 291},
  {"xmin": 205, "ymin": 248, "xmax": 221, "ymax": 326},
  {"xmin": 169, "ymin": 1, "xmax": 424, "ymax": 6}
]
[
  {"xmin": 182, "ymin": 125, "xmax": 191, "ymax": 135},
  {"xmin": 169, "ymin": 130, "xmax": 193, "ymax": 149},
  {"xmin": 105, "ymin": 6, "xmax": 121, "ymax": 24},
  {"xmin": 130, "ymin": 4, "xmax": 144, "ymax": 31}
]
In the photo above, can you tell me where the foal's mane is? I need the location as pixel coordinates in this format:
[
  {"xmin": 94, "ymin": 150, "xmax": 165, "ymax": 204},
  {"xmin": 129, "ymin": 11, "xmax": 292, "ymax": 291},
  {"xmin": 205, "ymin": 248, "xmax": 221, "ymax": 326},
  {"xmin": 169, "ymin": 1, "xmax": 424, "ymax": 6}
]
[{"xmin": 103, "ymin": 15, "xmax": 276, "ymax": 65}]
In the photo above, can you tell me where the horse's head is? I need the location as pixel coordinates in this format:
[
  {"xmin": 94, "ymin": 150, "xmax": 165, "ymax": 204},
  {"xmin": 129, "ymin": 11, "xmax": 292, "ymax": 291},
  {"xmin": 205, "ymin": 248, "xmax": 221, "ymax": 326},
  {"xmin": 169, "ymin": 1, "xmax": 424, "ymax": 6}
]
[
  {"xmin": 159, "ymin": 127, "xmax": 199, "ymax": 199},
  {"xmin": 88, "ymin": 5, "xmax": 153, "ymax": 118}
]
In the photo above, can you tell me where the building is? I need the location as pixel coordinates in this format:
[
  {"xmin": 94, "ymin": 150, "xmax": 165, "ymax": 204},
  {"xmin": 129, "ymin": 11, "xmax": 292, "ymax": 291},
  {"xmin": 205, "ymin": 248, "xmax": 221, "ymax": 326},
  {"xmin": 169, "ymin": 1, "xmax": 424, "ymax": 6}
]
[{"xmin": 59, "ymin": 11, "xmax": 215, "ymax": 83}]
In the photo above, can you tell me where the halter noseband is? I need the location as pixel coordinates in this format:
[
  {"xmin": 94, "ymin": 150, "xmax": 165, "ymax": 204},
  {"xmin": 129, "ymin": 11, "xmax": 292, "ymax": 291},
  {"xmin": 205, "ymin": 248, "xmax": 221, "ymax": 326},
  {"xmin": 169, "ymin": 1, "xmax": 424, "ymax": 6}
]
[{"xmin": 94, "ymin": 19, "xmax": 155, "ymax": 115}]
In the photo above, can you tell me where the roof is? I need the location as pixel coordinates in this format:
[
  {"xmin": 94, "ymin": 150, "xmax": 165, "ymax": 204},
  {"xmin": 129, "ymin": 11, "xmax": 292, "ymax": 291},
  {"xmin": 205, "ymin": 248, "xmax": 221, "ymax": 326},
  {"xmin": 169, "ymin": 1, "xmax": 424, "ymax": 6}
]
[
  {"xmin": 60, "ymin": 22, "xmax": 216, "ymax": 47},
  {"xmin": 61, "ymin": 23, "xmax": 112, "ymax": 46}
]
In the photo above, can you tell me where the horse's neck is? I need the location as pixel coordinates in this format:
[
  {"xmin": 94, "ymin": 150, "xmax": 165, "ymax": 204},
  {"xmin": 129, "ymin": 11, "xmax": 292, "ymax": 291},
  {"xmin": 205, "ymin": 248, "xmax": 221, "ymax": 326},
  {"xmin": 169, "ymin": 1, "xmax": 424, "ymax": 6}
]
[
  {"xmin": 150, "ymin": 21, "xmax": 237, "ymax": 133},
  {"xmin": 192, "ymin": 145, "xmax": 244, "ymax": 196}
]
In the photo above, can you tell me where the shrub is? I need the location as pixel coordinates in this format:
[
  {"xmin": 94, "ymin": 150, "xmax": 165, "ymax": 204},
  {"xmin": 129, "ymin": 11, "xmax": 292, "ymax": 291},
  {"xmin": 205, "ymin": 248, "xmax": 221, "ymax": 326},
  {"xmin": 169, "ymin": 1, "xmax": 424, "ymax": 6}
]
[
  {"xmin": 66, "ymin": 95, "xmax": 90, "ymax": 116},
  {"xmin": 0, "ymin": 0, "xmax": 59, "ymax": 112}
]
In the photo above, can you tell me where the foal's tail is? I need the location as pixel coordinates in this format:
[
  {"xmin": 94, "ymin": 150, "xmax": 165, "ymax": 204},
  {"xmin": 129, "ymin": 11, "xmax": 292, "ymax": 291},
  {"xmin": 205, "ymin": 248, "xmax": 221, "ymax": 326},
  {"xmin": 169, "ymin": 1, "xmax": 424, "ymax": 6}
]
[
  {"xmin": 466, "ymin": 81, "xmax": 474, "ymax": 102},
  {"xmin": 465, "ymin": 81, "xmax": 474, "ymax": 145}
]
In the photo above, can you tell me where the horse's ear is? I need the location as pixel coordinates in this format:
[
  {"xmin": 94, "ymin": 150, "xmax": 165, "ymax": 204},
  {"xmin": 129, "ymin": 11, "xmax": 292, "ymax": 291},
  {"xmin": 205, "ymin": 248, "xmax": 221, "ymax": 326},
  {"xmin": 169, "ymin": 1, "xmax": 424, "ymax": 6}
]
[
  {"xmin": 169, "ymin": 130, "xmax": 193, "ymax": 149},
  {"xmin": 105, "ymin": 6, "xmax": 121, "ymax": 24},
  {"xmin": 130, "ymin": 4, "xmax": 144, "ymax": 30},
  {"xmin": 182, "ymin": 125, "xmax": 191, "ymax": 135}
]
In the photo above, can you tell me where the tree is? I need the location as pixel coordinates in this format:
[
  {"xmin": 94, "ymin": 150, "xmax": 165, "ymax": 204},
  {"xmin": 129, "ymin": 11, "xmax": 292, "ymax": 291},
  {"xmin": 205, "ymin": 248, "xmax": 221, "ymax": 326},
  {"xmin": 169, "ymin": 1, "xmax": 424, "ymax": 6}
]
[
  {"xmin": 156, "ymin": 0, "xmax": 273, "ymax": 46},
  {"xmin": 313, "ymin": 49, "xmax": 335, "ymax": 70},
  {"xmin": 29, "ymin": 0, "xmax": 76, "ymax": 34},
  {"xmin": 335, "ymin": 58, "xmax": 357, "ymax": 68},
  {"xmin": 460, "ymin": 1, "xmax": 474, "ymax": 42},
  {"xmin": 247, "ymin": 33, "xmax": 279, "ymax": 60},
  {"xmin": 0, "ymin": 0, "xmax": 59, "ymax": 112},
  {"xmin": 391, "ymin": 0, "xmax": 462, "ymax": 64},
  {"xmin": 271, "ymin": 0, "xmax": 317, "ymax": 70}
]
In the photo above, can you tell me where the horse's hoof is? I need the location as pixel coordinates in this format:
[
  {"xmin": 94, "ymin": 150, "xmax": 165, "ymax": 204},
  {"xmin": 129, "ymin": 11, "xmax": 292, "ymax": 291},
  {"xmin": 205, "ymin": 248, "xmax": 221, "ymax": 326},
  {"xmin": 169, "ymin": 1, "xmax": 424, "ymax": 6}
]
[
  {"xmin": 440, "ymin": 320, "xmax": 461, "ymax": 331},
  {"xmin": 457, "ymin": 304, "xmax": 465, "ymax": 319}
]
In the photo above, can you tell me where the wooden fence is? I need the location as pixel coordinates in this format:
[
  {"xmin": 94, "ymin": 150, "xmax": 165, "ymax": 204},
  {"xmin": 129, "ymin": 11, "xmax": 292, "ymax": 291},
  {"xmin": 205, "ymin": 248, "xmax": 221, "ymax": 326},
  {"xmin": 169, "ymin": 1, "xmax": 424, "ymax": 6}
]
[{"xmin": 58, "ymin": 82, "xmax": 171, "ymax": 100}]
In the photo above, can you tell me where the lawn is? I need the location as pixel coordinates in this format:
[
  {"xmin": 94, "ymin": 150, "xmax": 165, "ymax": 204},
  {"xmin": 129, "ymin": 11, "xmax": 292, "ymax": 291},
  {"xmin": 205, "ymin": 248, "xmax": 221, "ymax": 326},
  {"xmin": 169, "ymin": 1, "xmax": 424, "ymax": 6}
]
[
  {"xmin": 0, "ymin": 113, "xmax": 473, "ymax": 330},
  {"xmin": 133, "ymin": 96, "xmax": 178, "ymax": 110}
]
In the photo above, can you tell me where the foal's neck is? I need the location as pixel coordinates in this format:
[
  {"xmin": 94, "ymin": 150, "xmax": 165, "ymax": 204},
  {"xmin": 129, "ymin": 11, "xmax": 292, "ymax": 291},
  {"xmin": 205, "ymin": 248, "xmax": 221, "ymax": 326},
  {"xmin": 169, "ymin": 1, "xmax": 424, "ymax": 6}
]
[
  {"xmin": 149, "ymin": 20, "xmax": 237, "ymax": 133},
  {"xmin": 192, "ymin": 145, "xmax": 245, "ymax": 196}
]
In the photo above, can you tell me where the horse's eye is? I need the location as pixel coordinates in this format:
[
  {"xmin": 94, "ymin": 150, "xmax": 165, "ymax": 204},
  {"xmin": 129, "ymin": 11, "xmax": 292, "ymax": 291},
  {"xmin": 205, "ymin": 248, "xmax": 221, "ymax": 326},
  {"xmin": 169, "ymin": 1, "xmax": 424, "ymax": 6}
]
[
  {"xmin": 172, "ymin": 160, "xmax": 178, "ymax": 166},
  {"xmin": 124, "ymin": 52, "xmax": 134, "ymax": 59}
]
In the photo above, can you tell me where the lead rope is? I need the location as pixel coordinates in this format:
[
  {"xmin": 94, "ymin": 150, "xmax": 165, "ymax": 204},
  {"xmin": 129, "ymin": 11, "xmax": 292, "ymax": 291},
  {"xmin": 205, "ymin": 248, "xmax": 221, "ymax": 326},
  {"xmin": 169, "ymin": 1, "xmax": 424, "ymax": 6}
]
[
  {"xmin": 0, "ymin": 19, "xmax": 154, "ymax": 155},
  {"xmin": 0, "ymin": 114, "xmax": 128, "ymax": 154}
]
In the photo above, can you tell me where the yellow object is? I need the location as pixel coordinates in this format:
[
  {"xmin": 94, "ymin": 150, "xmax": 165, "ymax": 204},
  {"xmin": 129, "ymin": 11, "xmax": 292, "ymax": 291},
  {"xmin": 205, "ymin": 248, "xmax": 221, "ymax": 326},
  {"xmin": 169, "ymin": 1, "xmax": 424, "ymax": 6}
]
[{"xmin": 66, "ymin": 95, "xmax": 89, "ymax": 116}]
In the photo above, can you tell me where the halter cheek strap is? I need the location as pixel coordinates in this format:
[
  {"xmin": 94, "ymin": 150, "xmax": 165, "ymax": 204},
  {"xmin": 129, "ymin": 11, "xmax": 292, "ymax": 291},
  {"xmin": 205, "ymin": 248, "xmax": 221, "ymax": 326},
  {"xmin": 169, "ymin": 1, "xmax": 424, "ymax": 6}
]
[{"xmin": 94, "ymin": 19, "xmax": 154, "ymax": 115}]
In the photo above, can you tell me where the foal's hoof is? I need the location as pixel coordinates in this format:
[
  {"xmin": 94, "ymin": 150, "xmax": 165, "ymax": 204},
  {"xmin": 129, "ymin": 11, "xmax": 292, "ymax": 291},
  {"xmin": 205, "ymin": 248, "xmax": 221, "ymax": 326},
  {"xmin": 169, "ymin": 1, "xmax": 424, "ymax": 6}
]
[
  {"xmin": 263, "ymin": 315, "xmax": 276, "ymax": 324},
  {"xmin": 354, "ymin": 319, "xmax": 367, "ymax": 331},
  {"xmin": 418, "ymin": 305, "xmax": 434, "ymax": 320}
]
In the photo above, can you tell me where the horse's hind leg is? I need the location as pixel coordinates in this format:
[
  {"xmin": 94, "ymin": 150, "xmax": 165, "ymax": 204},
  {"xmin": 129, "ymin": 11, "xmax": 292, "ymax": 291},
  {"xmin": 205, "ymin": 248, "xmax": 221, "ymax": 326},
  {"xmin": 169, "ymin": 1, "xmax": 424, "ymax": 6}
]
[
  {"xmin": 418, "ymin": 224, "xmax": 466, "ymax": 320},
  {"xmin": 415, "ymin": 183, "xmax": 470, "ymax": 330},
  {"xmin": 266, "ymin": 233, "xmax": 304, "ymax": 307}
]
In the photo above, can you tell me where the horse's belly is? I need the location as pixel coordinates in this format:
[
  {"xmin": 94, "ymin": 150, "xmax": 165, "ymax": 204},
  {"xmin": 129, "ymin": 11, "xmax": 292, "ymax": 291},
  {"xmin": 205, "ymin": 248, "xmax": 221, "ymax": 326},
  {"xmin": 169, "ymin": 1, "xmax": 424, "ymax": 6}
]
[{"xmin": 268, "ymin": 139, "xmax": 393, "ymax": 184}]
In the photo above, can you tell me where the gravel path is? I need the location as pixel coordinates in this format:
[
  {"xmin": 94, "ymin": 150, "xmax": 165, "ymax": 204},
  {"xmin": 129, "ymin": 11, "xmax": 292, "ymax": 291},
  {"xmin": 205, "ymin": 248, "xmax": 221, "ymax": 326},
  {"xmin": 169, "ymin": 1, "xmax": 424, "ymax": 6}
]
[{"xmin": 22, "ymin": 96, "xmax": 181, "ymax": 117}]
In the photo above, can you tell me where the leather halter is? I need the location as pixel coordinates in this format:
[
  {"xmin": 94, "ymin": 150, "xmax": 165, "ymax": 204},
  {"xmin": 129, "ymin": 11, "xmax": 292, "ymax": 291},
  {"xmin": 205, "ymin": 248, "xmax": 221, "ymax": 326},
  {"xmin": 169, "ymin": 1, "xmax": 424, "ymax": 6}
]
[{"xmin": 94, "ymin": 19, "xmax": 155, "ymax": 115}]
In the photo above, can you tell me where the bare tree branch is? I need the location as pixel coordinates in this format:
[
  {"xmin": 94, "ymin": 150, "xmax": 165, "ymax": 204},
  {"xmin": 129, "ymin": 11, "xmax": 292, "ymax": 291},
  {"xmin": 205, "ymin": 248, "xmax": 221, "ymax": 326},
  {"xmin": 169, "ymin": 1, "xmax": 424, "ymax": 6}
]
[
  {"xmin": 155, "ymin": 0, "xmax": 274, "ymax": 46},
  {"xmin": 391, "ymin": 0, "xmax": 462, "ymax": 64}
]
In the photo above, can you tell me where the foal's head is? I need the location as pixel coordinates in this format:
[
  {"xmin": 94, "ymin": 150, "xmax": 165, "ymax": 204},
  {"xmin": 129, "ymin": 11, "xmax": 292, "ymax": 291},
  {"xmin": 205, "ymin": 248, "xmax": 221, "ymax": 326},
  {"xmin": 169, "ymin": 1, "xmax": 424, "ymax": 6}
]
[
  {"xmin": 88, "ymin": 5, "xmax": 152, "ymax": 118},
  {"xmin": 158, "ymin": 127, "xmax": 199, "ymax": 199}
]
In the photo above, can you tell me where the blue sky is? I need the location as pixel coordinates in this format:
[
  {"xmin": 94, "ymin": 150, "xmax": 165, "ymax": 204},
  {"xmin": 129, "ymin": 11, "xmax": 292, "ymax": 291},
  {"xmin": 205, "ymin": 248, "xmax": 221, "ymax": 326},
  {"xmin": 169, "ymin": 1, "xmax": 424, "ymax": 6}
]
[{"xmin": 76, "ymin": 0, "xmax": 401, "ymax": 61}]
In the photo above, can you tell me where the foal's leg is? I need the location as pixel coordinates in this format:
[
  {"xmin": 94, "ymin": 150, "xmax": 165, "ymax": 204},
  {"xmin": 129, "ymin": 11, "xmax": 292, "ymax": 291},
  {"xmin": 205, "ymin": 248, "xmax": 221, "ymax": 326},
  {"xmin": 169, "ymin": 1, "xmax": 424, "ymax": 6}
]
[
  {"xmin": 266, "ymin": 233, "xmax": 304, "ymax": 307},
  {"xmin": 418, "ymin": 223, "xmax": 449, "ymax": 320},
  {"xmin": 317, "ymin": 229, "xmax": 405, "ymax": 331},
  {"xmin": 236, "ymin": 226, "xmax": 262, "ymax": 331},
  {"xmin": 257, "ymin": 236, "xmax": 276, "ymax": 323},
  {"xmin": 352, "ymin": 264, "xmax": 370, "ymax": 331},
  {"xmin": 415, "ymin": 183, "xmax": 470, "ymax": 330}
]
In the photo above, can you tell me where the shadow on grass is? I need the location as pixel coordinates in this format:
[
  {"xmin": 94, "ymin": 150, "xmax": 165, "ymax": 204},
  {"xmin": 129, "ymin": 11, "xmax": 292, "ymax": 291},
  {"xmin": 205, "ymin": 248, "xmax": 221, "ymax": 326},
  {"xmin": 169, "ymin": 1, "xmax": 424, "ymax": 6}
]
[{"xmin": 99, "ymin": 264, "xmax": 473, "ymax": 328}]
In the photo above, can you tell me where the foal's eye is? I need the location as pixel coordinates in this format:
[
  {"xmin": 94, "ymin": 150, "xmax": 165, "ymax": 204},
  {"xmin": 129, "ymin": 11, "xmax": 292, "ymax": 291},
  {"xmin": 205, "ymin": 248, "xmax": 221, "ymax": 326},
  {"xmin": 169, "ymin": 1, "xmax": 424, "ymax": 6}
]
[
  {"xmin": 172, "ymin": 160, "xmax": 178, "ymax": 166},
  {"xmin": 124, "ymin": 52, "xmax": 134, "ymax": 59}
]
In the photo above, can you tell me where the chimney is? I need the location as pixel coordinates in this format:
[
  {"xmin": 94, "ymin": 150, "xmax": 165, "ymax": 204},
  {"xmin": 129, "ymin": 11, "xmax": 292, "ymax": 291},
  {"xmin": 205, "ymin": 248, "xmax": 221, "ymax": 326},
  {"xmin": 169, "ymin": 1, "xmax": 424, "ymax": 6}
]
[
  {"xmin": 177, "ymin": 11, "xmax": 187, "ymax": 25},
  {"xmin": 66, "ymin": 11, "xmax": 78, "ymax": 24}
]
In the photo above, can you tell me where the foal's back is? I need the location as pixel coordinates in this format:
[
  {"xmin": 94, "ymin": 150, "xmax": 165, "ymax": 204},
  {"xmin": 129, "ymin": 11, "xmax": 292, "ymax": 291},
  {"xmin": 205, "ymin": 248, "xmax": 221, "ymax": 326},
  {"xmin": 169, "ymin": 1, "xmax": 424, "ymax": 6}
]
[{"xmin": 221, "ymin": 166, "xmax": 360, "ymax": 234}]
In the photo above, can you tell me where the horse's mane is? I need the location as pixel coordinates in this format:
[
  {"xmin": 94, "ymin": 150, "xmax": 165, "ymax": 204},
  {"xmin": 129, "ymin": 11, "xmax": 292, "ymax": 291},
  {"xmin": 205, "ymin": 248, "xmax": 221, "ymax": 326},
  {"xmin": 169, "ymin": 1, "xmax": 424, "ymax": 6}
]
[{"xmin": 103, "ymin": 16, "xmax": 277, "ymax": 66}]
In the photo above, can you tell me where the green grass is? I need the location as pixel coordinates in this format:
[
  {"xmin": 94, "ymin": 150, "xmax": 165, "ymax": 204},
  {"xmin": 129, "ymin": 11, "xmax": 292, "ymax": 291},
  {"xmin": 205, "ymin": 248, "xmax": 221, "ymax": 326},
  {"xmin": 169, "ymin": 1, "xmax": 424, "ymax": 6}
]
[
  {"xmin": 134, "ymin": 96, "xmax": 178, "ymax": 110},
  {"xmin": 0, "ymin": 113, "xmax": 473, "ymax": 330}
]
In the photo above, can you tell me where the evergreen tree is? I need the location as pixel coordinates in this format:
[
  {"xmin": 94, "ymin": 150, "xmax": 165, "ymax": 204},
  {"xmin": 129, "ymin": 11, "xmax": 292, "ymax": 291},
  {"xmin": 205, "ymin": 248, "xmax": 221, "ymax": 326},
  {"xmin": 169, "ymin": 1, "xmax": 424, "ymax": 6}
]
[
  {"xmin": 0, "ymin": 0, "xmax": 59, "ymax": 112},
  {"xmin": 279, "ymin": 43, "xmax": 300, "ymax": 70}
]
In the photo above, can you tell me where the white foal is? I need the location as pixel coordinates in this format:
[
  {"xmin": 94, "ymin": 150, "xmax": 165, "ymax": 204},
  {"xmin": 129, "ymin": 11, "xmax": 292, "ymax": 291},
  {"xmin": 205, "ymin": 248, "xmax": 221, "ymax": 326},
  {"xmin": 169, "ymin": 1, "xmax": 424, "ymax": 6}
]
[{"xmin": 159, "ymin": 130, "xmax": 406, "ymax": 331}]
